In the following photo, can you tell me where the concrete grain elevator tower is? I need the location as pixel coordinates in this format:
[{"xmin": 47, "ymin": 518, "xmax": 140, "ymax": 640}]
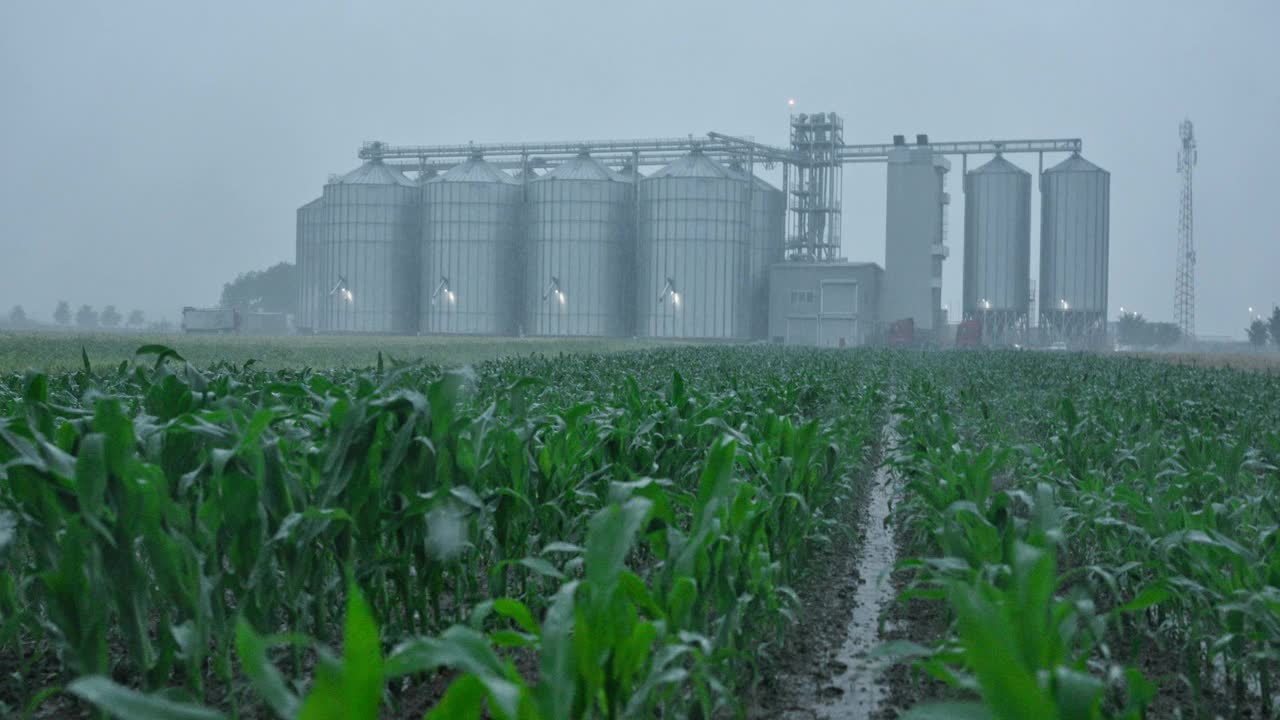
[{"xmin": 883, "ymin": 135, "xmax": 950, "ymax": 335}]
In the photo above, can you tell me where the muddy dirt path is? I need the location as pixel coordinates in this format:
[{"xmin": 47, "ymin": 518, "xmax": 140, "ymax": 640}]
[
  {"xmin": 819, "ymin": 419, "xmax": 899, "ymax": 718},
  {"xmin": 814, "ymin": 418, "xmax": 900, "ymax": 719},
  {"xmin": 751, "ymin": 415, "xmax": 901, "ymax": 720}
]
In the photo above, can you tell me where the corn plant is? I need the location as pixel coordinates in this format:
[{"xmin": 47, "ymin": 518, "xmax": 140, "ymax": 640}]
[
  {"xmin": 0, "ymin": 344, "xmax": 885, "ymax": 717},
  {"xmin": 888, "ymin": 351, "xmax": 1280, "ymax": 719}
]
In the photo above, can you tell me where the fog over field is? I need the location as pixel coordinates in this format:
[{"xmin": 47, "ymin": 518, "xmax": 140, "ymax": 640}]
[
  {"xmin": 1, "ymin": 0, "xmax": 1277, "ymax": 337},
  {"xmin": 4, "ymin": 7, "xmax": 1280, "ymax": 712}
]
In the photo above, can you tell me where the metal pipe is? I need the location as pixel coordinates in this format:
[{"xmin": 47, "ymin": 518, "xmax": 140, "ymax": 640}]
[
  {"xmin": 370, "ymin": 136, "xmax": 1082, "ymax": 169},
  {"xmin": 362, "ymin": 136, "xmax": 739, "ymax": 161},
  {"xmin": 840, "ymin": 138, "xmax": 1081, "ymax": 160},
  {"xmin": 387, "ymin": 150, "xmax": 774, "ymax": 174},
  {"xmin": 705, "ymin": 131, "xmax": 800, "ymax": 163}
]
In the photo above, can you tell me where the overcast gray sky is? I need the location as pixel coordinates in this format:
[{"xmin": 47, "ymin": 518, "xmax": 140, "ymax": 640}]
[{"xmin": 2, "ymin": 0, "xmax": 1276, "ymax": 337}]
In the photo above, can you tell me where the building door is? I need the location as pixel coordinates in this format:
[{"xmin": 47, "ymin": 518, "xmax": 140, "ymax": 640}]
[{"xmin": 818, "ymin": 280, "xmax": 859, "ymax": 347}]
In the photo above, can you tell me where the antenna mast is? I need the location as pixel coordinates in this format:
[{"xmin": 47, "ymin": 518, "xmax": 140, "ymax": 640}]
[{"xmin": 1175, "ymin": 119, "xmax": 1197, "ymax": 339}]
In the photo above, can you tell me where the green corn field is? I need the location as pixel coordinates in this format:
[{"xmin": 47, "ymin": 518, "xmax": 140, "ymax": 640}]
[
  {"xmin": 885, "ymin": 352, "xmax": 1280, "ymax": 720},
  {"xmin": 0, "ymin": 345, "xmax": 1277, "ymax": 718}
]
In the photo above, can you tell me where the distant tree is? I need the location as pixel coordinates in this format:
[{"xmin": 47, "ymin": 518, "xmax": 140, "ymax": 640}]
[
  {"xmin": 100, "ymin": 305, "xmax": 123, "ymax": 328},
  {"xmin": 1117, "ymin": 312, "xmax": 1147, "ymax": 346},
  {"xmin": 126, "ymin": 309, "xmax": 146, "ymax": 328},
  {"xmin": 9, "ymin": 305, "xmax": 26, "ymax": 325},
  {"xmin": 1149, "ymin": 322, "xmax": 1182, "ymax": 347},
  {"xmin": 54, "ymin": 301, "xmax": 71, "ymax": 326},
  {"xmin": 1117, "ymin": 313, "xmax": 1182, "ymax": 348},
  {"xmin": 148, "ymin": 319, "xmax": 174, "ymax": 333},
  {"xmin": 221, "ymin": 262, "xmax": 296, "ymax": 314},
  {"xmin": 1247, "ymin": 318, "xmax": 1269, "ymax": 347},
  {"xmin": 1269, "ymin": 306, "xmax": 1280, "ymax": 349},
  {"xmin": 75, "ymin": 304, "xmax": 99, "ymax": 329}
]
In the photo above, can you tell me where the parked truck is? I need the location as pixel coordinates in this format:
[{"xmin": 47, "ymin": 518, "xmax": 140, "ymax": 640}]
[
  {"xmin": 955, "ymin": 318, "xmax": 983, "ymax": 348},
  {"xmin": 181, "ymin": 306, "xmax": 239, "ymax": 334}
]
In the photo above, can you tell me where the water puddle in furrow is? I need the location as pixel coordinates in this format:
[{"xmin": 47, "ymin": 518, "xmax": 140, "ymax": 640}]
[{"xmin": 819, "ymin": 419, "xmax": 900, "ymax": 719}]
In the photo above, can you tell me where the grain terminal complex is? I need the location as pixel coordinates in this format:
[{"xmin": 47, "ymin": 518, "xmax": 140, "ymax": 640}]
[{"xmin": 296, "ymin": 115, "xmax": 1109, "ymax": 347}]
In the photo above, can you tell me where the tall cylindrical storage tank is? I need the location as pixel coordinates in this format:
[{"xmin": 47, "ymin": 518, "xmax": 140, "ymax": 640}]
[
  {"xmin": 513, "ymin": 167, "xmax": 542, "ymax": 184},
  {"xmin": 637, "ymin": 150, "xmax": 751, "ymax": 339},
  {"xmin": 1039, "ymin": 153, "xmax": 1110, "ymax": 340},
  {"xmin": 618, "ymin": 165, "xmax": 645, "ymax": 183},
  {"xmin": 524, "ymin": 152, "xmax": 633, "ymax": 336},
  {"xmin": 319, "ymin": 160, "xmax": 418, "ymax": 333},
  {"xmin": 727, "ymin": 162, "xmax": 786, "ymax": 339},
  {"xmin": 295, "ymin": 196, "xmax": 325, "ymax": 332},
  {"xmin": 963, "ymin": 155, "xmax": 1031, "ymax": 340},
  {"xmin": 420, "ymin": 155, "xmax": 522, "ymax": 335}
]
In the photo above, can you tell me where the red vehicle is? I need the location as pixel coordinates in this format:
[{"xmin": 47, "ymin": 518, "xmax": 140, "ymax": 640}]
[
  {"xmin": 887, "ymin": 318, "xmax": 914, "ymax": 347},
  {"xmin": 955, "ymin": 318, "xmax": 983, "ymax": 348}
]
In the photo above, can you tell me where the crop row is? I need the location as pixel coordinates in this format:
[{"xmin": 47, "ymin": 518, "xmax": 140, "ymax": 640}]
[
  {"xmin": 887, "ymin": 352, "xmax": 1280, "ymax": 719},
  {"xmin": 0, "ymin": 346, "xmax": 885, "ymax": 718}
]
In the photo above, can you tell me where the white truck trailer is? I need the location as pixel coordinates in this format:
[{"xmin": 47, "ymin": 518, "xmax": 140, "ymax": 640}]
[{"xmin": 181, "ymin": 306, "xmax": 238, "ymax": 334}]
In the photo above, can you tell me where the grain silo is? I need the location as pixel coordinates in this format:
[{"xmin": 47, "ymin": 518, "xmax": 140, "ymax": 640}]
[
  {"xmin": 513, "ymin": 167, "xmax": 542, "ymax": 184},
  {"xmin": 524, "ymin": 152, "xmax": 633, "ymax": 336},
  {"xmin": 294, "ymin": 196, "xmax": 325, "ymax": 332},
  {"xmin": 637, "ymin": 149, "xmax": 750, "ymax": 339},
  {"xmin": 617, "ymin": 164, "xmax": 645, "ymax": 183},
  {"xmin": 962, "ymin": 155, "xmax": 1031, "ymax": 341},
  {"xmin": 726, "ymin": 161, "xmax": 786, "ymax": 339},
  {"xmin": 419, "ymin": 154, "xmax": 522, "ymax": 335},
  {"xmin": 883, "ymin": 137, "xmax": 951, "ymax": 334},
  {"xmin": 1039, "ymin": 153, "xmax": 1110, "ymax": 340},
  {"xmin": 318, "ymin": 160, "xmax": 418, "ymax": 333}
]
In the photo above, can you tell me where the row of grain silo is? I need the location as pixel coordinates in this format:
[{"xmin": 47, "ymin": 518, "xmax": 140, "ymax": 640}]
[
  {"xmin": 962, "ymin": 152, "xmax": 1109, "ymax": 340},
  {"xmin": 295, "ymin": 149, "xmax": 785, "ymax": 339},
  {"xmin": 294, "ymin": 161, "xmax": 418, "ymax": 335}
]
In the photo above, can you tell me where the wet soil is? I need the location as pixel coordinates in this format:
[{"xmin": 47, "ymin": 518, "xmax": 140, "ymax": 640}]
[
  {"xmin": 870, "ymin": 537, "xmax": 958, "ymax": 719},
  {"xmin": 1135, "ymin": 640, "xmax": 1275, "ymax": 720},
  {"xmin": 865, "ymin": 496, "xmax": 1276, "ymax": 720},
  {"xmin": 749, "ymin": 419, "xmax": 900, "ymax": 720}
]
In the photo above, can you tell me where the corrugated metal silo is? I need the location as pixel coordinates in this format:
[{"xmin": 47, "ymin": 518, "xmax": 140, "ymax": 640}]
[
  {"xmin": 420, "ymin": 154, "xmax": 523, "ymax": 334},
  {"xmin": 524, "ymin": 152, "xmax": 633, "ymax": 336},
  {"xmin": 727, "ymin": 162, "xmax": 786, "ymax": 338},
  {"xmin": 1039, "ymin": 153, "xmax": 1110, "ymax": 339},
  {"xmin": 295, "ymin": 196, "xmax": 326, "ymax": 332},
  {"xmin": 319, "ymin": 160, "xmax": 418, "ymax": 333},
  {"xmin": 963, "ymin": 155, "xmax": 1031, "ymax": 340},
  {"xmin": 513, "ymin": 167, "xmax": 542, "ymax": 184},
  {"xmin": 617, "ymin": 164, "xmax": 645, "ymax": 183},
  {"xmin": 637, "ymin": 150, "xmax": 751, "ymax": 339}
]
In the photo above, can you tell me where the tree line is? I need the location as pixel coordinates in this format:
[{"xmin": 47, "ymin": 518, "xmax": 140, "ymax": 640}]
[
  {"xmin": 1116, "ymin": 312, "xmax": 1183, "ymax": 348},
  {"xmin": 219, "ymin": 261, "xmax": 295, "ymax": 314},
  {"xmin": 6, "ymin": 302, "xmax": 169, "ymax": 331},
  {"xmin": 5, "ymin": 262, "xmax": 296, "ymax": 332},
  {"xmin": 1246, "ymin": 307, "xmax": 1280, "ymax": 348}
]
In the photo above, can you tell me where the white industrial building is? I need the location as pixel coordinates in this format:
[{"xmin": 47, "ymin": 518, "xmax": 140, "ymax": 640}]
[{"xmin": 296, "ymin": 116, "xmax": 1107, "ymax": 347}]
